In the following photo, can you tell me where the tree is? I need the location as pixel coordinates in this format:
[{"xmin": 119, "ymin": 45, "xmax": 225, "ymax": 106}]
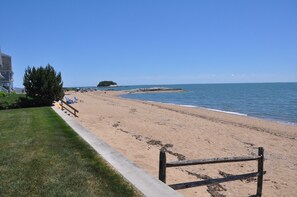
[
  {"xmin": 97, "ymin": 81, "xmax": 117, "ymax": 87},
  {"xmin": 23, "ymin": 64, "xmax": 64, "ymax": 106}
]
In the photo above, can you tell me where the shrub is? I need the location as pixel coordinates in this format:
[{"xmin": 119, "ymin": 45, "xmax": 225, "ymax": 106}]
[
  {"xmin": 23, "ymin": 64, "xmax": 64, "ymax": 106},
  {"xmin": 0, "ymin": 92, "xmax": 7, "ymax": 97}
]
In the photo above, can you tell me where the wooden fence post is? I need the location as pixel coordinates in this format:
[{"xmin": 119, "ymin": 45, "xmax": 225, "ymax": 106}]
[
  {"xmin": 159, "ymin": 150, "xmax": 166, "ymax": 183},
  {"xmin": 257, "ymin": 147, "xmax": 264, "ymax": 197}
]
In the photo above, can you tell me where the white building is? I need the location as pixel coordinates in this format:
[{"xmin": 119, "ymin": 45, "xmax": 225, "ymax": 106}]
[{"xmin": 0, "ymin": 50, "xmax": 14, "ymax": 92}]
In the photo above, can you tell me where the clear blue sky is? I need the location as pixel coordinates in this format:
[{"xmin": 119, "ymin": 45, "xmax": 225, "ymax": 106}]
[{"xmin": 1, "ymin": 0, "xmax": 296, "ymax": 87}]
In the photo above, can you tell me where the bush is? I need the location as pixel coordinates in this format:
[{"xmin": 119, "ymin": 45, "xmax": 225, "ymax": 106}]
[
  {"xmin": 0, "ymin": 94, "xmax": 26, "ymax": 110},
  {"xmin": 23, "ymin": 64, "xmax": 64, "ymax": 106},
  {"xmin": 0, "ymin": 92, "xmax": 7, "ymax": 97}
]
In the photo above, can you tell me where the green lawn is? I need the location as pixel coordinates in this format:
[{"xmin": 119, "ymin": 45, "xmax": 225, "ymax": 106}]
[{"xmin": 0, "ymin": 107, "xmax": 140, "ymax": 196}]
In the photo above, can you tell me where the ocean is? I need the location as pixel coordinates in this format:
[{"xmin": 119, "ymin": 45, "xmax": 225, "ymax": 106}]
[{"xmin": 116, "ymin": 83, "xmax": 297, "ymax": 125}]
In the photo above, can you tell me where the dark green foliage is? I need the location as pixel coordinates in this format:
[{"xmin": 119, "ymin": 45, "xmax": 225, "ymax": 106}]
[
  {"xmin": 97, "ymin": 81, "xmax": 117, "ymax": 87},
  {"xmin": 0, "ymin": 107, "xmax": 140, "ymax": 196},
  {"xmin": 0, "ymin": 94, "xmax": 27, "ymax": 110},
  {"xmin": 0, "ymin": 91, "xmax": 8, "ymax": 97},
  {"xmin": 23, "ymin": 64, "xmax": 64, "ymax": 106},
  {"xmin": 0, "ymin": 93, "xmax": 44, "ymax": 110}
]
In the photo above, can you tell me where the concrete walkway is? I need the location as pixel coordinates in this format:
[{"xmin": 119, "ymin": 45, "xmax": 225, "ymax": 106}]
[{"xmin": 52, "ymin": 107, "xmax": 182, "ymax": 197}]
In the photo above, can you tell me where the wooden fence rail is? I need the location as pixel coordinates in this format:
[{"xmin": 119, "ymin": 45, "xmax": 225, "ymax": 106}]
[
  {"xmin": 159, "ymin": 147, "xmax": 265, "ymax": 196},
  {"xmin": 60, "ymin": 99, "xmax": 79, "ymax": 117}
]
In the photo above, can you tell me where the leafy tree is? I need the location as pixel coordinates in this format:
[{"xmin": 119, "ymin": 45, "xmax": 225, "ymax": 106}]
[
  {"xmin": 23, "ymin": 64, "xmax": 64, "ymax": 106},
  {"xmin": 97, "ymin": 81, "xmax": 117, "ymax": 87}
]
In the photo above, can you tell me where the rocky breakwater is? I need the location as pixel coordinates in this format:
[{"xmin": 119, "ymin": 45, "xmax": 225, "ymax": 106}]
[{"xmin": 126, "ymin": 87, "xmax": 186, "ymax": 94}]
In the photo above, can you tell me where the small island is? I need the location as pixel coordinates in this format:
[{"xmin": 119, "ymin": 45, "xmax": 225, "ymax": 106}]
[{"xmin": 97, "ymin": 81, "xmax": 118, "ymax": 87}]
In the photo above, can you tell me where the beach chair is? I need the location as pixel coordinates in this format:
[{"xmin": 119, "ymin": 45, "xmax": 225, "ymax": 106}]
[
  {"xmin": 65, "ymin": 97, "xmax": 74, "ymax": 104},
  {"xmin": 74, "ymin": 96, "xmax": 79, "ymax": 103}
]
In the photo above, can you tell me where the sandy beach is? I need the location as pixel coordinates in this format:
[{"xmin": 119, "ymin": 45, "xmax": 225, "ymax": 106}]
[{"xmin": 66, "ymin": 90, "xmax": 297, "ymax": 197}]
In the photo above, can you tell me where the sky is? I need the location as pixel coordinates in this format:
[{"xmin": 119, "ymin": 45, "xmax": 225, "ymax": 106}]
[{"xmin": 0, "ymin": 0, "xmax": 296, "ymax": 87}]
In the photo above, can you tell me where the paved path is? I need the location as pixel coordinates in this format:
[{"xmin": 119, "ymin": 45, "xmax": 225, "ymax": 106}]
[{"xmin": 52, "ymin": 106, "xmax": 182, "ymax": 197}]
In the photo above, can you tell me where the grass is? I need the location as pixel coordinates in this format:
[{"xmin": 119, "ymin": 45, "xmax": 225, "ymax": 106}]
[{"xmin": 0, "ymin": 107, "xmax": 141, "ymax": 196}]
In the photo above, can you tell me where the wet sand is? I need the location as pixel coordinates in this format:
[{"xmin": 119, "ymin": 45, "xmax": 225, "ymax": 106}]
[{"xmin": 66, "ymin": 90, "xmax": 297, "ymax": 196}]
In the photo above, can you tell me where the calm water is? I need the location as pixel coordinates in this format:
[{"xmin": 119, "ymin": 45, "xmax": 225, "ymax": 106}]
[{"xmin": 118, "ymin": 83, "xmax": 297, "ymax": 125}]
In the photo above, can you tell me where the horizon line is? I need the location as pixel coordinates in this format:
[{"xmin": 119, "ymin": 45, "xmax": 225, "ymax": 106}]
[{"xmin": 56, "ymin": 81, "xmax": 297, "ymax": 89}]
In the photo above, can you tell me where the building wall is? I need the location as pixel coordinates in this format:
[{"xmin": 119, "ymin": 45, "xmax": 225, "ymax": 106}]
[
  {"xmin": 2, "ymin": 55, "xmax": 12, "ymax": 70},
  {"xmin": 0, "ymin": 53, "xmax": 14, "ymax": 91}
]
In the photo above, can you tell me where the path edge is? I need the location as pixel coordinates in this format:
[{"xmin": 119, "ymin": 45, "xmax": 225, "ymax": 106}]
[{"xmin": 52, "ymin": 106, "xmax": 182, "ymax": 197}]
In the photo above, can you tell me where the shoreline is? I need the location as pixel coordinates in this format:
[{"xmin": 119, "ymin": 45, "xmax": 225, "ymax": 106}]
[
  {"xmin": 67, "ymin": 90, "xmax": 297, "ymax": 196},
  {"xmin": 125, "ymin": 96, "xmax": 297, "ymax": 140},
  {"xmin": 119, "ymin": 91, "xmax": 297, "ymax": 127}
]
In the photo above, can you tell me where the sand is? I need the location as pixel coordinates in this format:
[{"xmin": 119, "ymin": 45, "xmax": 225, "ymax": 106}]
[{"xmin": 65, "ymin": 90, "xmax": 297, "ymax": 197}]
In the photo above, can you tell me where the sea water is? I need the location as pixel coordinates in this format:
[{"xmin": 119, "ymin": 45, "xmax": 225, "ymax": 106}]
[{"xmin": 118, "ymin": 83, "xmax": 297, "ymax": 125}]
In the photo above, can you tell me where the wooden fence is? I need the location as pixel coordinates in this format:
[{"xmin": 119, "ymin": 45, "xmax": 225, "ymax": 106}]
[
  {"xmin": 159, "ymin": 147, "xmax": 265, "ymax": 196},
  {"xmin": 60, "ymin": 99, "xmax": 79, "ymax": 117}
]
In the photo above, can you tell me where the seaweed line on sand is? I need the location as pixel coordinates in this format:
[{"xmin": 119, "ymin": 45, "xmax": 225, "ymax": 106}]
[
  {"xmin": 185, "ymin": 170, "xmax": 227, "ymax": 197},
  {"xmin": 146, "ymin": 139, "xmax": 186, "ymax": 161},
  {"xmin": 117, "ymin": 127, "xmax": 186, "ymax": 161},
  {"xmin": 117, "ymin": 125, "xmax": 228, "ymax": 196}
]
